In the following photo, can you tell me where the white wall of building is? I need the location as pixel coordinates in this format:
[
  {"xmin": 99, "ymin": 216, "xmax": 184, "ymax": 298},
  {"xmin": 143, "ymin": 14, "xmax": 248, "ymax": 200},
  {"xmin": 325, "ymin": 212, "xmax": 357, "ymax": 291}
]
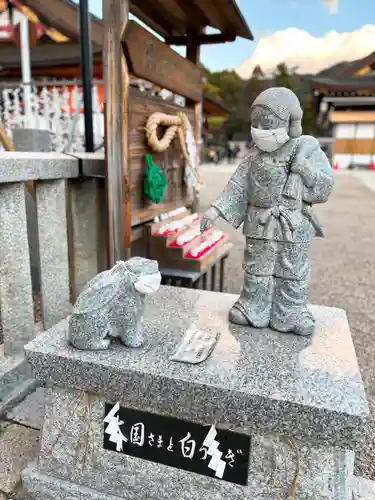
[
  {"xmin": 356, "ymin": 124, "xmax": 375, "ymax": 138},
  {"xmin": 333, "ymin": 122, "xmax": 375, "ymax": 169},
  {"xmin": 335, "ymin": 123, "xmax": 356, "ymax": 139}
]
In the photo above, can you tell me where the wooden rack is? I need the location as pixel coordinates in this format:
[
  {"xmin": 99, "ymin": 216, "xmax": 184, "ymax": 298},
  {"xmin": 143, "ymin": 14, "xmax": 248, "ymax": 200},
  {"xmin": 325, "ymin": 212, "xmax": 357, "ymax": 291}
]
[{"xmin": 146, "ymin": 210, "xmax": 231, "ymax": 272}]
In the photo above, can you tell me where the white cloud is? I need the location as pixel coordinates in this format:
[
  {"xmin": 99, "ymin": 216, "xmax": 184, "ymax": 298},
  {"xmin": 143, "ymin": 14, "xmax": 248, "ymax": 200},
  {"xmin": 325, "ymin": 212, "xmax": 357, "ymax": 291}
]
[
  {"xmin": 236, "ymin": 24, "xmax": 375, "ymax": 78},
  {"xmin": 322, "ymin": 0, "xmax": 339, "ymax": 14}
]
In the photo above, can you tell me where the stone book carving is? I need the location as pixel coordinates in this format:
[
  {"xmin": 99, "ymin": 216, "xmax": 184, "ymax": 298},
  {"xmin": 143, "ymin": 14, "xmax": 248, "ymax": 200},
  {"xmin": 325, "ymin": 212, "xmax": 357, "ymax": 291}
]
[
  {"xmin": 68, "ymin": 257, "xmax": 161, "ymax": 350},
  {"xmin": 201, "ymin": 87, "xmax": 334, "ymax": 336}
]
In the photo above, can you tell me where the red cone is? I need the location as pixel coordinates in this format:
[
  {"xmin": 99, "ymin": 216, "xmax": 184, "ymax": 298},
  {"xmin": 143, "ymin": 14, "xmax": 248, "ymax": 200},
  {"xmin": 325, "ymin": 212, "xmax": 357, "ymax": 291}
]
[
  {"xmin": 369, "ymin": 161, "xmax": 375, "ymax": 171},
  {"xmin": 333, "ymin": 162, "xmax": 339, "ymax": 170}
]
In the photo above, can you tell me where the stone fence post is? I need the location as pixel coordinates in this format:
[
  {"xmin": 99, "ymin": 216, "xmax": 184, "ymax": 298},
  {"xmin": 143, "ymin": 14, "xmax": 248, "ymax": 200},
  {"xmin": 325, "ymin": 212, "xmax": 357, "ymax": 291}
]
[{"xmin": 0, "ymin": 151, "xmax": 106, "ymax": 414}]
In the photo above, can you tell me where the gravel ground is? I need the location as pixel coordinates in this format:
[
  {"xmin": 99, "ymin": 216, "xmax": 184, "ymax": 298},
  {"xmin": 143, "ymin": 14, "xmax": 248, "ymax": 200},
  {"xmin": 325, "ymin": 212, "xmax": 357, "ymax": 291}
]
[{"xmin": 199, "ymin": 165, "xmax": 375, "ymax": 479}]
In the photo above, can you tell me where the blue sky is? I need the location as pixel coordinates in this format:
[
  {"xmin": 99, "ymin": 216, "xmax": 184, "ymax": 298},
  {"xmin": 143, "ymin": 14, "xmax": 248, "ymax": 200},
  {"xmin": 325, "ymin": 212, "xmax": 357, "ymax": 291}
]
[{"xmin": 83, "ymin": 0, "xmax": 375, "ymax": 72}]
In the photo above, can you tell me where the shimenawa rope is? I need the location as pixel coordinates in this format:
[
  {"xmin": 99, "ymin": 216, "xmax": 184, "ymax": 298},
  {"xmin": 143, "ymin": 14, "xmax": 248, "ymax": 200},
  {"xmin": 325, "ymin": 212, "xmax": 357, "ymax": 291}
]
[{"xmin": 145, "ymin": 112, "xmax": 203, "ymax": 185}]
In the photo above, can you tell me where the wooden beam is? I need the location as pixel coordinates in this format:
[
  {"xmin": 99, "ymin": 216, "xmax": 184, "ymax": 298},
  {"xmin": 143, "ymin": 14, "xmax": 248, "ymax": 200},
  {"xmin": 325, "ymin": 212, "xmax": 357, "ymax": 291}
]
[
  {"xmin": 172, "ymin": 0, "xmax": 208, "ymax": 27},
  {"xmin": 330, "ymin": 110, "xmax": 375, "ymax": 123},
  {"xmin": 130, "ymin": 4, "xmax": 169, "ymax": 39},
  {"xmin": 166, "ymin": 32, "xmax": 236, "ymax": 46},
  {"xmin": 151, "ymin": 0, "xmax": 189, "ymax": 30},
  {"xmin": 102, "ymin": 0, "xmax": 131, "ymax": 265},
  {"xmin": 123, "ymin": 21, "xmax": 202, "ymax": 102},
  {"xmin": 225, "ymin": 0, "xmax": 254, "ymax": 40},
  {"xmin": 190, "ymin": 0, "xmax": 227, "ymax": 33},
  {"xmin": 334, "ymin": 138, "xmax": 375, "ymax": 155},
  {"xmin": 130, "ymin": 0, "xmax": 176, "ymax": 37},
  {"xmin": 134, "ymin": 0, "xmax": 185, "ymax": 34},
  {"xmin": 186, "ymin": 34, "xmax": 200, "ymax": 78}
]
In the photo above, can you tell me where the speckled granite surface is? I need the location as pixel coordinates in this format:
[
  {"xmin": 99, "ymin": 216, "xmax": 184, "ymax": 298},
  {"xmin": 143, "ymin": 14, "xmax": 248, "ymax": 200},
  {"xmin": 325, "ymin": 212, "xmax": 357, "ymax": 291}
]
[
  {"xmin": 352, "ymin": 476, "xmax": 375, "ymax": 499},
  {"xmin": 22, "ymin": 287, "xmax": 368, "ymax": 499},
  {"xmin": 24, "ymin": 286, "xmax": 368, "ymax": 450},
  {"xmin": 22, "ymin": 387, "xmax": 355, "ymax": 500},
  {"xmin": 199, "ymin": 168, "xmax": 375, "ymax": 479}
]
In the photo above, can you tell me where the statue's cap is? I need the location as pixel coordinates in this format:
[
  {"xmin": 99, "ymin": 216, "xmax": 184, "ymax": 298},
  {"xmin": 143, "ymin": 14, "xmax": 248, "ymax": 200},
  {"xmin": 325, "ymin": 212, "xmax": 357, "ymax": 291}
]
[{"xmin": 251, "ymin": 87, "xmax": 303, "ymax": 138}]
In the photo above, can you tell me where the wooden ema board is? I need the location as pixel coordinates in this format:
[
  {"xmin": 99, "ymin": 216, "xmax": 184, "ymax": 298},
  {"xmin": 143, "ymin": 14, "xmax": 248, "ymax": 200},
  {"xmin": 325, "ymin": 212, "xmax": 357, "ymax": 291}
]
[
  {"xmin": 129, "ymin": 88, "xmax": 194, "ymax": 226},
  {"xmin": 122, "ymin": 20, "xmax": 203, "ymax": 103},
  {"xmin": 147, "ymin": 214, "xmax": 230, "ymax": 272},
  {"xmin": 146, "ymin": 208, "xmax": 191, "ymax": 237}
]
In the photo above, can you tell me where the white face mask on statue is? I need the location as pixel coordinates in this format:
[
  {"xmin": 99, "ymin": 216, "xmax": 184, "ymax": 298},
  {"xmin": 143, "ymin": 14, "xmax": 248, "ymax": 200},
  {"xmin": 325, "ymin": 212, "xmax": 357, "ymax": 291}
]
[
  {"xmin": 251, "ymin": 127, "xmax": 290, "ymax": 153},
  {"xmin": 133, "ymin": 272, "xmax": 162, "ymax": 295}
]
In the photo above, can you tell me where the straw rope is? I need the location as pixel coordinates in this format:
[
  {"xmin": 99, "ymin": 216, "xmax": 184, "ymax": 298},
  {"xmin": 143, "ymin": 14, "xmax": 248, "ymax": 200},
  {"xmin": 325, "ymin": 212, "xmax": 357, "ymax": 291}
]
[
  {"xmin": 145, "ymin": 112, "xmax": 202, "ymax": 184},
  {"xmin": 0, "ymin": 122, "xmax": 15, "ymax": 152}
]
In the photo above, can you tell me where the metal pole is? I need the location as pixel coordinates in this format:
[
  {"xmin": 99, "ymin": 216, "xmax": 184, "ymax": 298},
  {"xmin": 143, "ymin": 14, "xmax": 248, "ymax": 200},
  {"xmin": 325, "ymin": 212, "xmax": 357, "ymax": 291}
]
[
  {"xmin": 186, "ymin": 33, "xmax": 202, "ymax": 213},
  {"xmin": 79, "ymin": 0, "xmax": 94, "ymax": 152},
  {"xmin": 20, "ymin": 12, "xmax": 32, "ymax": 128}
]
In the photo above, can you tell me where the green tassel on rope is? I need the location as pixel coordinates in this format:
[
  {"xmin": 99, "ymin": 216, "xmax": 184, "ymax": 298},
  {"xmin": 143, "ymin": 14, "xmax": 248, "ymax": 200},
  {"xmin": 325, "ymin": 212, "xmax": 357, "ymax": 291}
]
[{"xmin": 143, "ymin": 153, "xmax": 167, "ymax": 204}]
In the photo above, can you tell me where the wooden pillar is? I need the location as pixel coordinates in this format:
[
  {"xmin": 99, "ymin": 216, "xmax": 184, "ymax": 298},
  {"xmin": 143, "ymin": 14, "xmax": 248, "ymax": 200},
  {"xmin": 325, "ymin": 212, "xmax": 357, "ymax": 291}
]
[
  {"xmin": 186, "ymin": 34, "xmax": 202, "ymax": 213},
  {"xmin": 102, "ymin": 0, "xmax": 131, "ymax": 267}
]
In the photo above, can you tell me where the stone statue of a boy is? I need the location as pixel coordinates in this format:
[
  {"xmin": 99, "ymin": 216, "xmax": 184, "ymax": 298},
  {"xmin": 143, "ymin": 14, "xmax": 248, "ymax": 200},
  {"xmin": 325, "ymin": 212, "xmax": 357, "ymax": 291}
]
[{"xmin": 201, "ymin": 87, "xmax": 334, "ymax": 336}]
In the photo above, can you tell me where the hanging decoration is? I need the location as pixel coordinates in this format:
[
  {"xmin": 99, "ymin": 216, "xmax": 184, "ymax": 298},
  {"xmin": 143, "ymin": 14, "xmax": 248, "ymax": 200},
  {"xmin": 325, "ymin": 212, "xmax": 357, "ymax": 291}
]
[
  {"xmin": 143, "ymin": 153, "xmax": 167, "ymax": 204},
  {"xmin": 145, "ymin": 112, "xmax": 203, "ymax": 191}
]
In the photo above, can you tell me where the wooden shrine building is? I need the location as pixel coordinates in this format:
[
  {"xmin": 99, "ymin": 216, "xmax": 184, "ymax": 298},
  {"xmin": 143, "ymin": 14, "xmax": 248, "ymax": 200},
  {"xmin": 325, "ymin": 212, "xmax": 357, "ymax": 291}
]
[
  {"xmin": 312, "ymin": 51, "xmax": 375, "ymax": 169},
  {"xmin": 0, "ymin": 0, "xmax": 253, "ymax": 263},
  {"xmin": 0, "ymin": 0, "xmax": 233, "ymax": 139}
]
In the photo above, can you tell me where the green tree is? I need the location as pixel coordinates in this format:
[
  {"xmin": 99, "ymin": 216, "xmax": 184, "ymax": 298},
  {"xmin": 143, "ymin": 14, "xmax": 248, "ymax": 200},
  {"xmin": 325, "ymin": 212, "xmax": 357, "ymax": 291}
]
[
  {"xmin": 207, "ymin": 70, "xmax": 244, "ymax": 109},
  {"xmin": 242, "ymin": 65, "xmax": 268, "ymax": 110},
  {"xmin": 273, "ymin": 62, "xmax": 298, "ymax": 92},
  {"xmin": 200, "ymin": 66, "xmax": 246, "ymax": 141},
  {"xmin": 201, "ymin": 61, "xmax": 318, "ymax": 141},
  {"xmin": 301, "ymin": 95, "xmax": 316, "ymax": 135},
  {"xmin": 224, "ymin": 65, "xmax": 269, "ymax": 138},
  {"xmin": 272, "ymin": 63, "xmax": 318, "ymax": 135},
  {"xmin": 203, "ymin": 81, "xmax": 221, "ymax": 101},
  {"xmin": 252, "ymin": 64, "xmax": 265, "ymax": 80}
]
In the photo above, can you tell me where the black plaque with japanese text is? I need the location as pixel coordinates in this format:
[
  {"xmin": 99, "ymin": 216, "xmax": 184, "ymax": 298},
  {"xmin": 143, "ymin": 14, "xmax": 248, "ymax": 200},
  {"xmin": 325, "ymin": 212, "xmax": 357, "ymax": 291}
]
[{"xmin": 103, "ymin": 402, "xmax": 251, "ymax": 486}]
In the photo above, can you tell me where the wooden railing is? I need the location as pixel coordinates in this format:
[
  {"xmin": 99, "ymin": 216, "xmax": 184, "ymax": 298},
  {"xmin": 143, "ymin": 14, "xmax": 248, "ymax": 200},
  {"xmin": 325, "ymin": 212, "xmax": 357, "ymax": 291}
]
[{"xmin": 0, "ymin": 151, "xmax": 107, "ymax": 356}]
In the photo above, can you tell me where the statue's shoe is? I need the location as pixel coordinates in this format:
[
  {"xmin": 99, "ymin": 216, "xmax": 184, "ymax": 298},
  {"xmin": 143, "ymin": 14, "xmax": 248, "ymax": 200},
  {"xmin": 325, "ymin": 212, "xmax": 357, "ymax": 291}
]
[
  {"xmin": 229, "ymin": 303, "xmax": 271, "ymax": 328},
  {"xmin": 228, "ymin": 306, "xmax": 250, "ymax": 326},
  {"xmin": 270, "ymin": 307, "xmax": 315, "ymax": 337},
  {"xmin": 293, "ymin": 308, "xmax": 315, "ymax": 336}
]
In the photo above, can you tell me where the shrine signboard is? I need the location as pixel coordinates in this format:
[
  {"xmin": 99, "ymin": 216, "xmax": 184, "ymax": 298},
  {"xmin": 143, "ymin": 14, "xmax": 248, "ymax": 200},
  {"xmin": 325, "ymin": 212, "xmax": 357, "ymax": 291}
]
[
  {"xmin": 122, "ymin": 21, "xmax": 203, "ymax": 102},
  {"xmin": 103, "ymin": 402, "xmax": 251, "ymax": 486}
]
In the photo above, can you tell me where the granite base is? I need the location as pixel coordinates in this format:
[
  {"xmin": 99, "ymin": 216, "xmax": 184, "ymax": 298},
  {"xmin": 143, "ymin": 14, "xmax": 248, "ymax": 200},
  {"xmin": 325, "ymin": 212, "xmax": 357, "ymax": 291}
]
[
  {"xmin": 22, "ymin": 465, "xmax": 121, "ymax": 500},
  {"xmin": 6, "ymin": 387, "xmax": 45, "ymax": 429},
  {"xmin": 352, "ymin": 476, "xmax": 375, "ymax": 500},
  {"xmin": 0, "ymin": 354, "xmax": 36, "ymax": 415},
  {"xmin": 21, "ymin": 386, "xmax": 356, "ymax": 500},
  {"xmin": 22, "ymin": 471, "xmax": 375, "ymax": 500},
  {"xmin": 22, "ymin": 287, "xmax": 369, "ymax": 500}
]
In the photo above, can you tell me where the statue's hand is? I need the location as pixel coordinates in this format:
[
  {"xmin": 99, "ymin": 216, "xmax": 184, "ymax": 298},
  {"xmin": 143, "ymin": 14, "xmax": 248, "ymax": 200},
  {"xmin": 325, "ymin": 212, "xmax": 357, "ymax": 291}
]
[{"xmin": 200, "ymin": 206, "xmax": 220, "ymax": 233}]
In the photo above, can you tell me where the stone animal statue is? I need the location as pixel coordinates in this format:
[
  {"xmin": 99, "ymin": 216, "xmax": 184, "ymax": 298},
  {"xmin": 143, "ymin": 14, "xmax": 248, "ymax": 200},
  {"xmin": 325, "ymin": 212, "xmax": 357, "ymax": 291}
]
[
  {"xmin": 68, "ymin": 257, "xmax": 161, "ymax": 350},
  {"xmin": 201, "ymin": 87, "xmax": 334, "ymax": 336}
]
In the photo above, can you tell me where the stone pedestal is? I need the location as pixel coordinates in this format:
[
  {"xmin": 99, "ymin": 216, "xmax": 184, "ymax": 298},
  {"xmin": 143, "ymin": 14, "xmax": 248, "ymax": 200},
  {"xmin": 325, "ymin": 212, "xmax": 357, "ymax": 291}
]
[
  {"xmin": 12, "ymin": 128, "xmax": 52, "ymax": 152},
  {"xmin": 12, "ymin": 128, "xmax": 52, "ymax": 295},
  {"xmin": 22, "ymin": 287, "xmax": 368, "ymax": 499}
]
